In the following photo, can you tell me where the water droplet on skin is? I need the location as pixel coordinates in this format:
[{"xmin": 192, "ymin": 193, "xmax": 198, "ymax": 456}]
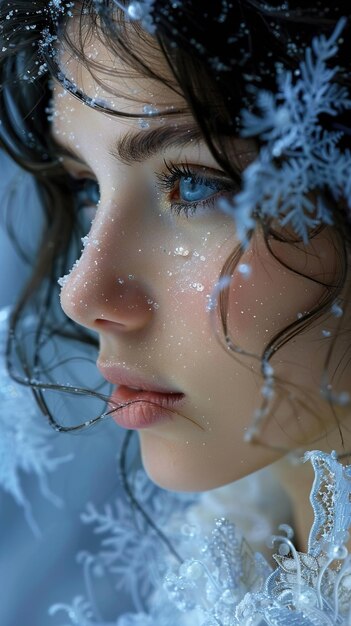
[
  {"xmin": 191, "ymin": 282, "xmax": 205, "ymax": 292},
  {"xmin": 128, "ymin": 274, "xmax": 135, "ymax": 280},
  {"xmin": 322, "ymin": 329, "xmax": 331, "ymax": 337},
  {"xmin": 138, "ymin": 118, "xmax": 150, "ymax": 129},
  {"xmin": 117, "ymin": 278, "xmax": 125, "ymax": 285},
  {"xmin": 174, "ymin": 246, "xmax": 190, "ymax": 257}
]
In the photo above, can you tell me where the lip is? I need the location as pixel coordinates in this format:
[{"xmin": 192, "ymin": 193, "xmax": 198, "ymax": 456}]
[
  {"xmin": 108, "ymin": 385, "xmax": 185, "ymax": 429},
  {"xmin": 97, "ymin": 361, "xmax": 185, "ymax": 429}
]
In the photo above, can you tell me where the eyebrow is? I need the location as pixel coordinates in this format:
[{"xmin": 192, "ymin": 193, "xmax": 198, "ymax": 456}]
[{"xmin": 54, "ymin": 124, "xmax": 204, "ymax": 166}]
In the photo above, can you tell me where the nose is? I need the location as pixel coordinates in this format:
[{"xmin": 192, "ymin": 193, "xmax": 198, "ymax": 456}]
[{"xmin": 60, "ymin": 220, "xmax": 155, "ymax": 333}]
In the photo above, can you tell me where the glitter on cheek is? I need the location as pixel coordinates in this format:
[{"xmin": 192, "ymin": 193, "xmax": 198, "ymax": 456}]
[
  {"xmin": 158, "ymin": 231, "xmax": 237, "ymax": 324},
  {"xmin": 174, "ymin": 246, "xmax": 190, "ymax": 257},
  {"xmin": 161, "ymin": 253, "xmax": 223, "ymax": 333}
]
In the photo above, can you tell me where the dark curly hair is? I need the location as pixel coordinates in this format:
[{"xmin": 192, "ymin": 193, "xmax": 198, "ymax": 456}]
[{"xmin": 0, "ymin": 0, "xmax": 351, "ymax": 448}]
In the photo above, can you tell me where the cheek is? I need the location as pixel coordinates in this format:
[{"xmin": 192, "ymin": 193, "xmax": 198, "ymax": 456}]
[
  {"xmin": 149, "ymin": 243, "xmax": 230, "ymax": 375},
  {"xmin": 224, "ymin": 242, "xmax": 327, "ymax": 354},
  {"xmin": 159, "ymin": 239, "xmax": 229, "ymax": 323}
]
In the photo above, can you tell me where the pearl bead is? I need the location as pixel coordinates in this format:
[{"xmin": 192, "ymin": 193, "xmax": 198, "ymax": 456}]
[
  {"xmin": 328, "ymin": 544, "xmax": 348, "ymax": 560},
  {"xmin": 341, "ymin": 574, "xmax": 351, "ymax": 590},
  {"xmin": 179, "ymin": 561, "xmax": 203, "ymax": 580},
  {"xmin": 298, "ymin": 588, "xmax": 317, "ymax": 607},
  {"xmin": 221, "ymin": 588, "xmax": 237, "ymax": 605}
]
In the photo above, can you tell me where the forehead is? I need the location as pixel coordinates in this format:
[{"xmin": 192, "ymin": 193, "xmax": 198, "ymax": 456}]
[
  {"xmin": 54, "ymin": 13, "xmax": 186, "ymax": 118},
  {"xmin": 51, "ymin": 13, "xmax": 257, "ymax": 165}
]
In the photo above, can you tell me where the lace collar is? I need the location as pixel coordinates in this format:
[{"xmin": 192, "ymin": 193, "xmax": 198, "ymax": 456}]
[{"xmin": 49, "ymin": 450, "xmax": 351, "ymax": 625}]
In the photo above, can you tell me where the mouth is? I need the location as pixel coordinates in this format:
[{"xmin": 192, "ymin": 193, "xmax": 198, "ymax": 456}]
[
  {"xmin": 97, "ymin": 362, "xmax": 185, "ymax": 429},
  {"xmin": 108, "ymin": 385, "xmax": 186, "ymax": 429}
]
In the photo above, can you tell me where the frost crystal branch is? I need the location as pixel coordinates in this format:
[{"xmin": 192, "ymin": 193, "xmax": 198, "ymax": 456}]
[
  {"xmin": 0, "ymin": 309, "xmax": 72, "ymax": 536},
  {"xmin": 222, "ymin": 17, "xmax": 351, "ymax": 244}
]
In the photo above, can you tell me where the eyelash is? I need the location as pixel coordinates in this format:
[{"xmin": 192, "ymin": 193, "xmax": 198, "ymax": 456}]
[
  {"xmin": 156, "ymin": 161, "xmax": 240, "ymax": 217},
  {"xmin": 68, "ymin": 161, "xmax": 240, "ymax": 218}
]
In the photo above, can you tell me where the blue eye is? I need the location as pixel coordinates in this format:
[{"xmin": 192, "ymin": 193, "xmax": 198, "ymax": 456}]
[
  {"xmin": 157, "ymin": 161, "xmax": 238, "ymax": 217},
  {"xmin": 69, "ymin": 177, "xmax": 100, "ymax": 232},
  {"xmin": 179, "ymin": 176, "xmax": 218, "ymax": 203},
  {"xmin": 74, "ymin": 178, "xmax": 100, "ymax": 208}
]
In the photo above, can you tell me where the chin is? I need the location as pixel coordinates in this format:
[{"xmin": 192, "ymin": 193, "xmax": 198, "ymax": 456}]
[{"xmin": 138, "ymin": 431, "xmax": 247, "ymax": 492}]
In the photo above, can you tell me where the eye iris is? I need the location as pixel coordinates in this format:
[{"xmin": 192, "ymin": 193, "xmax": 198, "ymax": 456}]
[
  {"xmin": 179, "ymin": 176, "xmax": 216, "ymax": 202},
  {"xmin": 77, "ymin": 179, "xmax": 100, "ymax": 206}
]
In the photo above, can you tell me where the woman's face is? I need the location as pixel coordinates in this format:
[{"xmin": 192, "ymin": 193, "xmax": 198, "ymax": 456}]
[{"xmin": 54, "ymin": 25, "xmax": 351, "ymax": 490}]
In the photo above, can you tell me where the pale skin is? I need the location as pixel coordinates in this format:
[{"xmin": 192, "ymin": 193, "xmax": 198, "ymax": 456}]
[{"xmin": 53, "ymin": 26, "xmax": 351, "ymax": 551}]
